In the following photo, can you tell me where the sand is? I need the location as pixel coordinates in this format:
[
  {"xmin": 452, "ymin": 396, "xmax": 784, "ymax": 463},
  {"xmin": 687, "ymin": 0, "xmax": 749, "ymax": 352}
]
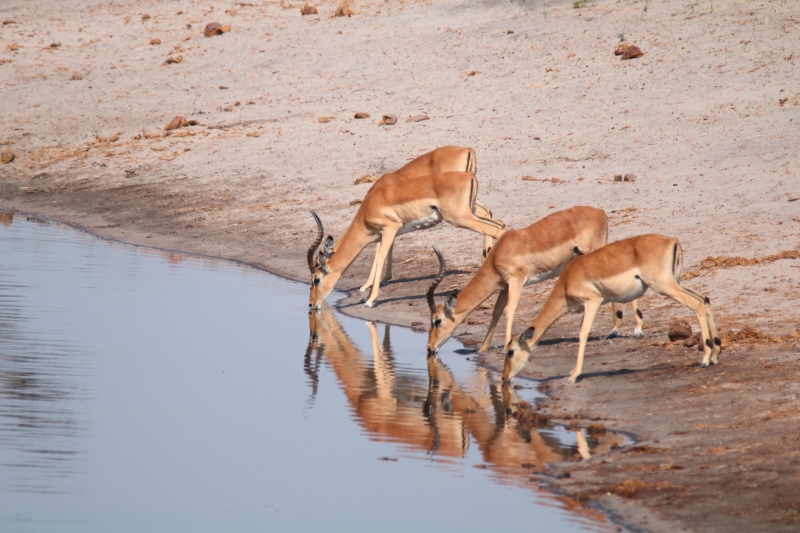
[{"xmin": 1, "ymin": 0, "xmax": 800, "ymax": 531}]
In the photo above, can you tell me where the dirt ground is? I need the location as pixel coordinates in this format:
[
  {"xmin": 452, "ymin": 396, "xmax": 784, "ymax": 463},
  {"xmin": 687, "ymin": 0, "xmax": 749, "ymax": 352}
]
[{"xmin": 1, "ymin": 0, "xmax": 799, "ymax": 531}]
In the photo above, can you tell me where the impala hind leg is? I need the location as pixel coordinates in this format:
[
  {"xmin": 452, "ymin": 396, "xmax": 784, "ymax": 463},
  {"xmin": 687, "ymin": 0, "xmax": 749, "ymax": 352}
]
[
  {"xmin": 653, "ymin": 281, "xmax": 718, "ymax": 366},
  {"xmin": 569, "ymin": 299, "xmax": 601, "ymax": 383},
  {"xmin": 360, "ymin": 244, "xmax": 381, "ymax": 292},
  {"xmin": 608, "ymin": 303, "xmax": 623, "ymax": 338},
  {"xmin": 473, "ymin": 201, "xmax": 495, "ymax": 259},
  {"xmin": 631, "ymin": 300, "xmax": 644, "ymax": 338},
  {"xmin": 683, "ymin": 287, "xmax": 721, "ymax": 363},
  {"xmin": 364, "ymin": 227, "xmax": 399, "ymax": 307},
  {"xmin": 478, "ymin": 289, "xmax": 508, "ymax": 352}
]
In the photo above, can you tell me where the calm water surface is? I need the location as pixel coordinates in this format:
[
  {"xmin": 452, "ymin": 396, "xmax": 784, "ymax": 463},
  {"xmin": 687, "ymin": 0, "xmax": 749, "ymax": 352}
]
[{"xmin": 0, "ymin": 213, "xmax": 625, "ymax": 532}]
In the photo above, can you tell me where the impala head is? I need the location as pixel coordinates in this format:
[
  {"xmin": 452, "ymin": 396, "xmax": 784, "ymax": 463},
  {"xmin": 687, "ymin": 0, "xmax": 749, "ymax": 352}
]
[
  {"xmin": 425, "ymin": 248, "xmax": 458, "ymax": 355},
  {"xmin": 307, "ymin": 211, "xmax": 336, "ymax": 310},
  {"xmin": 502, "ymin": 327, "xmax": 536, "ymax": 382}
]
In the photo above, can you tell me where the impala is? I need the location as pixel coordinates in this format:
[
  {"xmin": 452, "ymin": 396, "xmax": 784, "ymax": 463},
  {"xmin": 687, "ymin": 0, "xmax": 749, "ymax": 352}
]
[
  {"xmin": 503, "ymin": 234, "xmax": 722, "ymax": 383},
  {"xmin": 426, "ymin": 206, "xmax": 641, "ymax": 355},
  {"xmin": 307, "ymin": 171, "xmax": 505, "ymax": 309},
  {"xmin": 358, "ymin": 146, "xmax": 496, "ymax": 292}
]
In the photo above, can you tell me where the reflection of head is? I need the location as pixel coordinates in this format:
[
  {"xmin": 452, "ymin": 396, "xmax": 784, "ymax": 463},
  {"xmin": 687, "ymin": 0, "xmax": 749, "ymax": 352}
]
[{"xmin": 0, "ymin": 213, "xmax": 12, "ymax": 227}]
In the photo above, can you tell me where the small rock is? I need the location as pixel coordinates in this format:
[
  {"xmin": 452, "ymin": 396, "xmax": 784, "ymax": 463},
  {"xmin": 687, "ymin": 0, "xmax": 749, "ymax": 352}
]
[
  {"xmin": 223, "ymin": 105, "xmax": 235, "ymax": 112},
  {"xmin": 300, "ymin": 4, "xmax": 318, "ymax": 15},
  {"xmin": 615, "ymin": 43, "xmax": 643, "ymax": 60},
  {"xmin": 2, "ymin": 19, "xmax": 17, "ymax": 25},
  {"xmin": 467, "ymin": 70, "xmax": 477, "ymax": 76},
  {"xmin": 204, "ymin": 22, "xmax": 231, "ymax": 37},
  {"xmin": 406, "ymin": 114, "xmax": 429, "ymax": 123},
  {"xmin": 684, "ymin": 333, "xmax": 699, "ymax": 348},
  {"xmin": 379, "ymin": 114, "xmax": 397, "ymax": 126},
  {"xmin": 165, "ymin": 116, "xmax": 189, "ymax": 131},
  {"xmin": 70, "ymin": 72, "xmax": 83, "ymax": 80},
  {"xmin": 49, "ymin": 42, "xmax": 61, "ymax": 48},
  {"xmin": 613, "ymin": 174, "xmax": 623, "ymax": 181},
  {"xmin": 349, "ymin": 199, "xmax": 362, "ymax": 206},
  {"xmin": 533, "ymin": 136, "xmax": 540, "ymax": 140},
  {"xmin": 335, "ymin": 3, "xmax": 354, "ymax": 16},
  {"xmin": 318, "ymin": 116, "xmax": 330, "ymax": 123},
  {"xmin": 1, "ymin": 151, "xmax": 14, "ymax": 164},
  {"xmin": 8, "ymin": 43, "xmax": 19, "ymax": 51},
  {"xmin": 506, "ymin": 29, "xmax": 514, "ymax": 34},
  {"xmin": 219, "ymin": 85, "xmax": 228, "ymax": 89},
  {"xmin": 623, "ymin": 173, "xmax": 636, "ymax": 182},
  {"xmin": 109, "ymin": 132, "xmax": 120, "ymax": 142},
  {"xmin": 668, "ymin": 322, "xmax": 693, "ymax": 342},
  {"xmin": 149, "ymin": 38, "xmax": 161, "ymax": 45},
  {"xmin": 141, "ymin": 14, "xmax": 151, "ymax": 20},
  {"xmin": 587, "ymin": 423, "xmax": 607, "ymax": 436},
  {"xmin": 354, "ymin": 112, "xmax": 369, "ymax": 119},
  {"xmin": 162, "ymin": 55, "xmax": 183, "ymax": 65},
  {"xmin": 234, "ymin": 101, "xmax": 241, "ymax": 106}
]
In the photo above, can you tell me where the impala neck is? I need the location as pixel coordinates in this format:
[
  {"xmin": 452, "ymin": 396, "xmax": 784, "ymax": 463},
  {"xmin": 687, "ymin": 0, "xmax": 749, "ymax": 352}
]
[
  {"xmin": 326, "ymin": 222, "xmax": 375, "ymax": 280},
  {"xmin": 524, "ymin": 285, "xmax": 570, "ymax": 349},
  {"xmin": 450, "ymin": 266, "xmax": 504, "ymax": 323}
]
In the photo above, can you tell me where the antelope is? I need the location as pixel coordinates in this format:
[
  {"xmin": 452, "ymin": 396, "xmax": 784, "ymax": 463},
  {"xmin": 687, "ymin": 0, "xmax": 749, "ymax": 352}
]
[
  {"xmin": 426, "ymin": 206, "xmax": 641, "ymax": 356},
  {"xmin": 308, "ymin": 171, "xmax": 505, "ymax": 309},
  {"xmin": 358, "ymin": 146, "xmax": 496, "ymax": 292},
  {"xmin": 503, "ymin": 234, "xmax": 722, "ymax": 383}
]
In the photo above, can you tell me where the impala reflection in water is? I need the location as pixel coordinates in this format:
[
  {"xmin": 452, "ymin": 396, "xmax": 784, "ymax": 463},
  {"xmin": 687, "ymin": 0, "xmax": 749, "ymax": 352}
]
[{"xmin": 306, "ymin": 305, "xmax": 626, "ymax": 488}]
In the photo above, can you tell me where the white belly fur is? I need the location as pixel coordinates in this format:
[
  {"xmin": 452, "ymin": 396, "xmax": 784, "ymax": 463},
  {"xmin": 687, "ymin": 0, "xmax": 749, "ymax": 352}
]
[
  {"xmin": 599, "ymin": 270, "xmax": 648, "ymax": 303},
  {"xmin": 524, "ymin": 264, "xmax": 566, "ymax": 286},
  {"xmin": 397, "ymin": 208, "xmax": 443, "ymax": 236}
]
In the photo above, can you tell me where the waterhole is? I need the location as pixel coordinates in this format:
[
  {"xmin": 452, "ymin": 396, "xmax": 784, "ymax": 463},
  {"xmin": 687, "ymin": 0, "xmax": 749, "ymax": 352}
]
[{"xmin": 0, "ymin": 213, "xmax": 627, "ymax": 532}]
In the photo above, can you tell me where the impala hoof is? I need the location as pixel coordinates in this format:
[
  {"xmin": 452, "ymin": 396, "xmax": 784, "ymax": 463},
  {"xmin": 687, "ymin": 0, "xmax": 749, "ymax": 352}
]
[
  {"xmin": 364, "ymin": 300, "xmax": 375, "ymax": 308},
  {"xmin": 634, "ymin": 330, "xmax": 644, "ymax": 338},
  {"xmin": 567, "ymin": 376, "xmax": 578, "ymax": 384},
  {"xmin": 607, "ymin": 330, "xmax": 619, "ymax": 339}
]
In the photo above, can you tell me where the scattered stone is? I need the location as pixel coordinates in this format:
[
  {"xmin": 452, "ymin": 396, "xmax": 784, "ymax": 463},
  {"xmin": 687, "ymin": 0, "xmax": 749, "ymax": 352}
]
[
  {"xmin": 354, "ymin": 111, "xmax": 369, "ymax": 119},
  {"xmin": 318, "ymin": 116, "xmax": 330, "ymax": 123},
  {"xmin": 246, "ymin": 100, "xmax": 254, "ymax": 105},
  {"xmin": 406, "ymin": 114, "xmax": 429, "ymax": 123},
  {"xmin": 150, "ymin": 38, "xmax": 161, "ymax": 45},
  {"xmin": 379, "ymin": 114, "xmax": 397, "ymax": 126},
  {"xmin": 70, "ymin": 72, "xmax": 83, "ymax": 80},
  {"xmin": 219, "ymin": 85, "xmax": 228, "ymax": 89},
  {"xmin": 109, "ymin": 132, "xmax": 120, "ymax": 142},
  {"xmin": 234, "ymin": 101, "xmax": 241, "ymax": 106},
  {"xmin": 354, "ymin": 174, "xmax": 378, "ymax": 185},
  {"xmin": 615, "ymin": 43, "xmax": 643, "ymax": 60},
  {"xmin": 506, "ymin": 29, "xmax": 514, "ymax": 34},
  {"xmin": 335, "ymin": 3, "xmax": 354, "ymax": 16},
  {"xmin": 2, "ymin": 19, "xmax": 17, "ymax": 25},
  {"xmin": 204, "ymin": 22, "xmax": 231, "ymax": 37},
  {"xmin": 163, "ymin": 55, "xmax": 183, "ymax": 65},
  {"xmin": 533, "ymin": 136, "xmax": 540, "ymax": 140},
  {"xmin": 300, "ymin": 4, "xmax": 318, "ymax": 15},
  {"xmin": 467, "ymin": 70, "xmax": 477, "ymax": 76},
  {"xmin": 141, "ymin": 14, "xmax": 151, "ymax": 20},
  {"xmin": 623, "ymin": 173, "xmax": 636, "ymax": 182},
  {"xmin": 49, "ymin": 42, "xmax": 61, "ymax": 48},
  {"xmin": 668, "ymin": 322, "xmax": 693, "ymax": 342},
  {"xmin": 7, "ymin": 43, "xmax": 19, "ymax": 51},
  {"xmin": 614, "ymin": 174, "xmax": 623, "ymax": 181},
  {"xmin": 165, "ymin": 116, "xmax": 189, "ymax": 131},
  {"xmin": 513, "ymin": 400, "xmax": 549, "ymax": 430},
  {"xmin": 1, "ymin": 151, "xmax": 14, "ymax": 164},
  {"xmin": 587, "ymin": 423, "xmax": 607, "ymax": 436}
]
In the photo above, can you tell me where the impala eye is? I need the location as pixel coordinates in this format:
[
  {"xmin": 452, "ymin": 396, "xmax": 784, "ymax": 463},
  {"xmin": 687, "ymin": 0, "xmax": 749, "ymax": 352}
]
[
  {"xmin": 313, "ymin": 277, "xmax": 321, "ymax": 285},
  {"xmin": 433, "ymin": 318, "xmax": 442, "ymax": 327},
  {"xmin": 506, "ymin": 349, "xmax": 515, "ymax": 358}
]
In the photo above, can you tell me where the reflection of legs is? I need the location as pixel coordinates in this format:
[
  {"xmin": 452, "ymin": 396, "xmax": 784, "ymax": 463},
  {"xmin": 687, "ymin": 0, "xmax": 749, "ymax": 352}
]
[
  {"xmin": 631, "ymin": 299, "xmax": 643, "ymax": 337},
  {"xmin": 479, "ymin": 289, "xmax": 507, "ymax": 352},
  {"xmin": 576, "ymin": 430, "xmax": 591, "ymax": 460},
  {"xmin": 365, "ymin": 227, "xmax": 398, "ymax": 307},
  {"xmin": 608, "ymin": 302, "xmax": 623, "ymax": 338},
  {"xmin": 569, "ymin": 299, "xmax": 601, "ymax": 383},
  {"xmin": 503, "ymin": 278, "xmax": 524, "ymax": 350}
]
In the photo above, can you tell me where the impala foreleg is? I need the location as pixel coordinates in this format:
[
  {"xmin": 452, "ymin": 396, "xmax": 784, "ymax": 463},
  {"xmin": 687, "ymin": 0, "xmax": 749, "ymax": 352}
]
[
  {"xmin": 360, "ymin": 244, "xmax": 381, "ymax": 292},
  {"xmin": 382, "ymin": 243, "xmax": 393, "ymax": 284},
  {"xmin": 503, "ymin": 278, "xmax": 524, "ymax": 351},
  {"xmin": 364, "ymin": 227, "xmax": 399, "ymax": 307},
  {"xmin": 569, "ymin": 300, "xmax": 601, "ymax": 384},
  {"xmin": 478, "ymin": 289, "xmax": 508, "ymax": 352}
]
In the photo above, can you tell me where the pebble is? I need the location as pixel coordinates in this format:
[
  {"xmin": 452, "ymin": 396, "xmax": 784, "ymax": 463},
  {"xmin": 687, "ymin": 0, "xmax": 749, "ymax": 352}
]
[
  {"xmin": 406, "ymin": 114, "xmax": 429, "ymax": 123},
  {"xmin": 354, "ymin": 112, "xmax": 369, "ymax": 119},
  {"xmin": 70, "ymin": 72, "xmax": 83, "ymax": 80},
  {"xmin": 335, "ymin": 4, "xmax": 354, "ymax": 16},
  {"xmin": 668, "ymin": 322, "xmax": 693, "ymax": 342},
  {"xmin": 1, "ymin": 150, "xmax": 14, "ymax": 164},
  {"xmin": 379, "ymin": 114, "xmax": 397, "ymax": 126},
  {"xmin": 300, "ymin": 4, "xmax": 318, "ymax": 15}
]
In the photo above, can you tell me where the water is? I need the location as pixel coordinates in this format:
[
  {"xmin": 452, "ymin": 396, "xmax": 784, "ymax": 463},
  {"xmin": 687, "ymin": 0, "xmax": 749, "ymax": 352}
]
[{"xmin": 0, "ymin": 213, "xmax": 626, "ymax": 533}]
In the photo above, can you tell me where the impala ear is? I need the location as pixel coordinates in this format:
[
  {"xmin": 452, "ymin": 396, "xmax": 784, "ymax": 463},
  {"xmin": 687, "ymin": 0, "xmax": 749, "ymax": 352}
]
[
  {"xmin": 444, "ymin": 292, "xmax": 458, "ymax": 313},
  {"xmin": 520, "ymin": 327, "xmax": 535, "ymax": 341},
  {"xmin": 318, "ymin": 250, "xmax": 330, "ymax": 274},
  {"xmin": 323, "ymin": 235, "xmax": 334, "ymax": 257}
]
